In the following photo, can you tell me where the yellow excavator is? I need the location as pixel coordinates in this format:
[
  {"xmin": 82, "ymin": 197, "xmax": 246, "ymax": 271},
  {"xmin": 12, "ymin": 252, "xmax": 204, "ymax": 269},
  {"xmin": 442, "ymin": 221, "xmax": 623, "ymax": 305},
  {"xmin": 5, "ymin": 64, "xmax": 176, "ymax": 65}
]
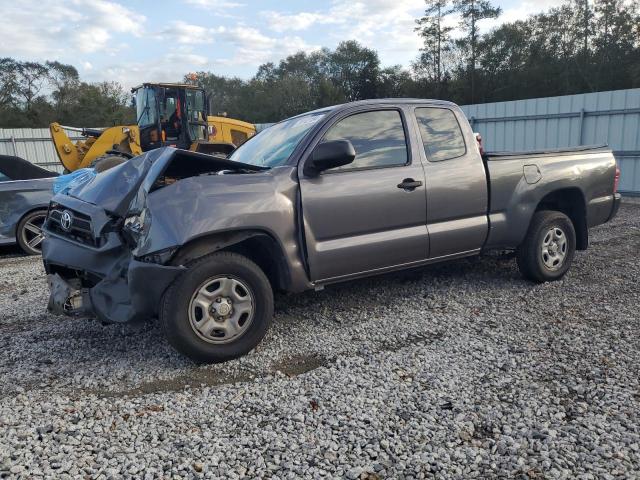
[{"xmin": 50, "ymin": 82, "xmax": 256, "ymax": 172}]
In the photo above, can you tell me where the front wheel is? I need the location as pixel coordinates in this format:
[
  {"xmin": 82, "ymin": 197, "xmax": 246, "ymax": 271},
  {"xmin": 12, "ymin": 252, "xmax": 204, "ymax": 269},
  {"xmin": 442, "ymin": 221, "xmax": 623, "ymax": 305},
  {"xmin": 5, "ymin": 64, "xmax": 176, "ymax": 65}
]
[
  {"xmin": 516, "ymin": 210, "xmax": 576, "ymax": 283},
  {"xmin": 161, "ymin": 252, "xmax": 274, "ymax": 363}
]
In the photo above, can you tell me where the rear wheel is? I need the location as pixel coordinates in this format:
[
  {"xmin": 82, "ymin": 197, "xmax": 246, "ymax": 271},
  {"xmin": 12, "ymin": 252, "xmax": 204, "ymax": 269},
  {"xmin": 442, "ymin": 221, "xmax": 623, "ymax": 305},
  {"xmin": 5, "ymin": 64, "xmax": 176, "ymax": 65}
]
[
  {"xmin": 516, "ymin": 211, "xmax": 576, "ymax": 282},
  {"xmin": 161, "ymin": 252, "xmax": 274, "ymax": 363},
  {"xmin": 16, "ymin": 209, "xmax": 47, "ymax": 255}
]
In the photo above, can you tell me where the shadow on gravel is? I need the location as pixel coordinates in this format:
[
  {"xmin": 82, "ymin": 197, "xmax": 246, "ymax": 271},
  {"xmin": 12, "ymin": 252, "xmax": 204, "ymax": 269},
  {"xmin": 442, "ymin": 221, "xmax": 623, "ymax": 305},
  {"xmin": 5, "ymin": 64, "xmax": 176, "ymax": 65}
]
[
  {"xmin": 0, "ymin": 244, "xmax": 23, "ymax": 256},
  {"xmin": 274, "ymin": 255, "xmax": 519, "ymax": 314}
]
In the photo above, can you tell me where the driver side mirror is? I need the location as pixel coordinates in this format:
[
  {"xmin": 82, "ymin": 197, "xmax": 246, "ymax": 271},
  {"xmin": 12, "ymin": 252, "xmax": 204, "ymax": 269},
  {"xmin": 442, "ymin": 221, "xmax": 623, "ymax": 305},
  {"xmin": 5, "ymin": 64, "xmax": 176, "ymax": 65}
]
[{"xmin": 304, "ymin": 140, "xmax": 356, "ymax": 177}]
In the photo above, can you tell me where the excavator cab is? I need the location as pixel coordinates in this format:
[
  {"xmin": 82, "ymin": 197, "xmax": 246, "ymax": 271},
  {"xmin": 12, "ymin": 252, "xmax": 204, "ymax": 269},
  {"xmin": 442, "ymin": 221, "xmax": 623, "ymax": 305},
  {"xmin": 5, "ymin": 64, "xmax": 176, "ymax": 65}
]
[{"xmin": 133, "ymin": 83, "xmax": 208, "ymax": 151}]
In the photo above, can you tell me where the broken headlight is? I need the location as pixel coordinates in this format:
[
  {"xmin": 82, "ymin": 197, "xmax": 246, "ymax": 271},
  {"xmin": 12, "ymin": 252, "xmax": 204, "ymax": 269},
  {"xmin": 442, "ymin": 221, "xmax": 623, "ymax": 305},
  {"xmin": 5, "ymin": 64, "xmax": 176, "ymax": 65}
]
[{"xmin": 122, "ymin": 207, "xmax": 151, "ymax": 247}]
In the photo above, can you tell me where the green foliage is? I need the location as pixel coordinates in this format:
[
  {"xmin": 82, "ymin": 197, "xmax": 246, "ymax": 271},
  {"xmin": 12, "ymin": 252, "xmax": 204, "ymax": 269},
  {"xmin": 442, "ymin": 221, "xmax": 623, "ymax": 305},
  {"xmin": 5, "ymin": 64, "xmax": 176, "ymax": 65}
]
[
  {"xmin": 1, "ymin": 0, "xmax": 638, "ymax": 127},
  {"xmin": 0, "ymin": 59, "xmax": 134, "ymax": 128},
  {"xmin": 414, "ymin": 0, "xmax": 456, "ymax": 85},
  {"xmin": 186, "ymin": 41, "xmax": 382, "ymax": 122},
  {"xmin": 415, "ymin": 0, "xmax": 640, "ymax": 104}
]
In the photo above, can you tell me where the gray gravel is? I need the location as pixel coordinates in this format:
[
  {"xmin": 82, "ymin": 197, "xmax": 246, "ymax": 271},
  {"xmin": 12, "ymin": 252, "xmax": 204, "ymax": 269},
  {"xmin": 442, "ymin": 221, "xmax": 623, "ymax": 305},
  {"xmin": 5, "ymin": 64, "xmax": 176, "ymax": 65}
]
[{"xmin": 1, "ymin": 199, "xmax": 639, "ymax": 479}]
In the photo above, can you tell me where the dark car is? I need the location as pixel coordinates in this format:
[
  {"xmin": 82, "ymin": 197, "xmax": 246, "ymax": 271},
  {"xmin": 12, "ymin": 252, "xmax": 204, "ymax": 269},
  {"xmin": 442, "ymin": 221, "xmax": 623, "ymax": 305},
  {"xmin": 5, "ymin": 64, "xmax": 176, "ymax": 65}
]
[{"xmin": 0, "ymin": 155, "xmax": 57, "ymax": 255}]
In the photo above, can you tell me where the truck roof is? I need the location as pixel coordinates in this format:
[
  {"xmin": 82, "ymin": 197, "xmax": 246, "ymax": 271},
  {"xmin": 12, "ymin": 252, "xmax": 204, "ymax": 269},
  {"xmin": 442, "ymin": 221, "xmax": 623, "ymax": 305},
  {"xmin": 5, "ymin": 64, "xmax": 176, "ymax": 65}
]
[{"xmin": 303, "ymin": 98, "xmax": 458, "ymax": 116}]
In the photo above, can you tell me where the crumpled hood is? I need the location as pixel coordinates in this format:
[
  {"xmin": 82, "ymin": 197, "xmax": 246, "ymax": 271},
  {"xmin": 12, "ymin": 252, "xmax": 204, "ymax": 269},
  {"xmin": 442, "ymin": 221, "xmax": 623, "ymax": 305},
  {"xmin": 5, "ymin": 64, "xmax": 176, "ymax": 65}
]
[{"xmin": 63, "ymin": 147, "xmax": 266, "ymax": 218}]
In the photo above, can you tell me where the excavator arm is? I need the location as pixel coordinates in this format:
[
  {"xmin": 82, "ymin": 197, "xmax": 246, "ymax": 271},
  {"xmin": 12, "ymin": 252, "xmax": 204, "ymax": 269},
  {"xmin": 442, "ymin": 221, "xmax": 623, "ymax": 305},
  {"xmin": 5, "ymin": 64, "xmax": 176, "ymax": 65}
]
[{"xmin": 49, "ymin": 123, "xmax": 143, "ymax": 172}]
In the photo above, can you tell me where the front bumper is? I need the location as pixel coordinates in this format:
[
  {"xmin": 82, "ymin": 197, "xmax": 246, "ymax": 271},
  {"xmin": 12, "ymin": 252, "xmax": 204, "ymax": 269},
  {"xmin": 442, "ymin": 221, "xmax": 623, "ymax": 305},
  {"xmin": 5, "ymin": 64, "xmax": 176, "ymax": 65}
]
[{"xmin": 43, "ymin": 233, "xmax": 184, "ymax": 323}]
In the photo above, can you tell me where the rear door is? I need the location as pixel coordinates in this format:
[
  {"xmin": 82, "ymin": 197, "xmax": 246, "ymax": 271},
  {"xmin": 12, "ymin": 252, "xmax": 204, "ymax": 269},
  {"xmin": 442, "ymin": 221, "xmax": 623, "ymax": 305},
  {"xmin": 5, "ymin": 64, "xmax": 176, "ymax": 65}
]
[
  {"xmin": 413, "ymin": 106, "xmax": 489, "ymax": 258},
  {"xmin": 299, "ymin": 107, "xmax": 429, "ymax": 282}
]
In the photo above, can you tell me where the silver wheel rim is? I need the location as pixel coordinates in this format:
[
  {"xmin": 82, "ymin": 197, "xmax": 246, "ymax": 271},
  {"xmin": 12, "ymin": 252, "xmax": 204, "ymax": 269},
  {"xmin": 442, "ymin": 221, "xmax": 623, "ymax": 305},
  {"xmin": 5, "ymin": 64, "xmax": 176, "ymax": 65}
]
[
  {"xmin": 541, "ymin": 226, "xmax": 568, "ymax": 271},
  {"xmin": 21, "ymin": 214, "xmax": 46, "ymax": 253},
  {"xmin": 188, "ymin": 276, "xmax": 255, "ymax": 344}
]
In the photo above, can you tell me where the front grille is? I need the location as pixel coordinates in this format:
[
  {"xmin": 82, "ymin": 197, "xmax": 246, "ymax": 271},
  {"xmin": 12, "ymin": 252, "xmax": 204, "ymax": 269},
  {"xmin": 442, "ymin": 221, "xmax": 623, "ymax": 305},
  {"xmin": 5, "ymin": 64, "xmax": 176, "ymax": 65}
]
[{"xmin": 47, "ymin": 207, "xmax": 99, "ymax": 247}]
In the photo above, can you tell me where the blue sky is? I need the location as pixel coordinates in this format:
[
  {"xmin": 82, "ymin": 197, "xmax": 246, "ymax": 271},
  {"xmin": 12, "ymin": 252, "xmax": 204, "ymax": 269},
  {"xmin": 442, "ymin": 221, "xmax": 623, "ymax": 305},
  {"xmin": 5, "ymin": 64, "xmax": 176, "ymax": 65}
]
[{"xmin": 1, "ymin": 0, "xmax": 563, "ymax": 88}]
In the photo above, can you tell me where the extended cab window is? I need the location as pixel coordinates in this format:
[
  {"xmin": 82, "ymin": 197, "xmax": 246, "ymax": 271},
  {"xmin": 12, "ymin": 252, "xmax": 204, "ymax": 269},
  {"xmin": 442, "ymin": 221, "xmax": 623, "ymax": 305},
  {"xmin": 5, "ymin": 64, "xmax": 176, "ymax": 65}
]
[
  {"xmin": 323, "ymin": 110, "xmax": 408, "ymax": 171},
  {"xmin": 415, "ymin": 108, "xmax": 466, "ymax": 161}
]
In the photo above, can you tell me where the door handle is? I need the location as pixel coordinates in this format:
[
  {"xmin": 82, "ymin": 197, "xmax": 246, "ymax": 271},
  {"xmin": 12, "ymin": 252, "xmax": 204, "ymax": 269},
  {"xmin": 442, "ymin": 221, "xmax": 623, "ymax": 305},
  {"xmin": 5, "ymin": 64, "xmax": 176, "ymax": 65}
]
[{"xmin": 397, "ymin": 178, "xmax": 423, "ymax": 191}]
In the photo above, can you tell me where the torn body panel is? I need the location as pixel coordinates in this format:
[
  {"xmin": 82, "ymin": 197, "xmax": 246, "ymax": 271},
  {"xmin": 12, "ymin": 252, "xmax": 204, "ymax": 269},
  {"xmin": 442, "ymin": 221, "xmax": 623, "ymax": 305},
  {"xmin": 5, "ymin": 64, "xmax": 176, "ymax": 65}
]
[
  {"xmin": 132, "ymin": 165, "xmax": 310, "ymax": 291},
  {"xmin": 42, "ymin": 147, "xmax": 308, "ymax": 324},
  {"xmin": 43, "ymin": 231, "xmax": 184, "ymax": 323}
]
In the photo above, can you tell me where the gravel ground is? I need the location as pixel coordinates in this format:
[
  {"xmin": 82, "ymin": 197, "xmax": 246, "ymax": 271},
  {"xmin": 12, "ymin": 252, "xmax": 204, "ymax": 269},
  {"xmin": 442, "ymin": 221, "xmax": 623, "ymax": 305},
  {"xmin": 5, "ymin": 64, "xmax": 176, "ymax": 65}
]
[{"xmin": 1, "ymin": 199, "xmax": 639, "ymax": 479}]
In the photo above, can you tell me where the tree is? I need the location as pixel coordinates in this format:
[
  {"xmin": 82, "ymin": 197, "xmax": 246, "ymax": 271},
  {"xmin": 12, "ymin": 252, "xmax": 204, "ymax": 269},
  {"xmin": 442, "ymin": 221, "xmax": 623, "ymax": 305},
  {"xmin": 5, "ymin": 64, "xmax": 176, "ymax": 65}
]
[
  {"xmin": 453, "ymin": 0, "xmax": 501, "ymax": 102},
  {"xmin": 71, "ymin": 81, "xmax": 134, "ymax": 126},
  {"xmin": 573, "ymin": 0, "xmax": 594, "ymax": 59},
  {"xmin": 46, "ymin": 61, "xmax": 80, "ymax": 122},
  {"xmin": 377, "ymin": 66, "xmax": 415, "ymax": 98},
  {"xmin": 415, "ymin": 0, "xmax": 455, "ymax": 94},
  {"xmin": 0, "ymin": 58, "xmax": 19, "ymax": 109},
  {"xmin": 14, "ymin": 61, "xmax": 50, "ymax": 112},
  {"xmin": 187, "ymin": 71, "xmax": 252, "ymax": 118},
  {"xmin": 1, "ymin": 0, "xmax": 640, "ymax": 128},
  {"xmin": 326, "ymin": 41, "xmax": 381, "ymax": 101},
  {"xmin": 593, "ymin": 0, "xmax": 640, "ymax": 89},
  {"xmin": 477, "ymin": 20, "xmax": 532, "ymax": 101}
]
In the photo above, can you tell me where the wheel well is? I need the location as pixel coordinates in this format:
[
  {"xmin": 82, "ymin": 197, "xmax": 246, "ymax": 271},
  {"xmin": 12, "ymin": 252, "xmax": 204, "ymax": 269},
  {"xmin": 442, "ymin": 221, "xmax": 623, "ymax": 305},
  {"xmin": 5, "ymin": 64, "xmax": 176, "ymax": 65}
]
[
  {"xmin": 223, "ymin": 236, "xmax": 290, "ymax": 291},
  {"xmin": 170, "ymin": 231, "xmax": 290, "ymax": 291},
  {"xmin": 17, "ymin": 207, "xmax": 48, "ymax": 229},
  {"xmin": 536, "ymin": 188, "xmax": 588, "ymax": 250}
]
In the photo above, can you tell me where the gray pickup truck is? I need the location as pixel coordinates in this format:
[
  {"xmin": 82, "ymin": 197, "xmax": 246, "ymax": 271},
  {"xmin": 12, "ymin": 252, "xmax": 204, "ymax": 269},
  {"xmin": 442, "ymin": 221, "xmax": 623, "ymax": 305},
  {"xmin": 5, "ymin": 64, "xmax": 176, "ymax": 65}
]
[{"xmin": 42, "ymin": 99, "xmax": 621, "ymax": 363}]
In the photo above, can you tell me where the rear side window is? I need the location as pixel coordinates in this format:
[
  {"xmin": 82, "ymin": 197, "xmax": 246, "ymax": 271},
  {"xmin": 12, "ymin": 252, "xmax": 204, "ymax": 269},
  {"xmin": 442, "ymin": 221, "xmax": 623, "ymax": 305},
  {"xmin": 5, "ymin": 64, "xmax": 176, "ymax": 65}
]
[
  {"xmin": 0, "ymin": 172, "xmax": 9, "ymax": 182},
  {"xmin": 322, "ymin": 110, "xmax": 408, "ymax": 171},
  {"xmin": 415, "ymin": 108, "xmax": 466, "ymax": 161}
]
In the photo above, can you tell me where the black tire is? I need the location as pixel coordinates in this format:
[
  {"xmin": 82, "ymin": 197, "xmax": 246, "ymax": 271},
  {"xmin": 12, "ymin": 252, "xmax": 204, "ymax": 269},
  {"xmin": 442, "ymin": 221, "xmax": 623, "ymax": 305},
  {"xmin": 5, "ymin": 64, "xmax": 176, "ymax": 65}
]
[
  {"xmin": 89, "ymin": 155, "xmax": 128, "ymax": 173},
  {"xmin": 516, "ymin": 210, "xmax": 576, "ymax": 283},
  {"xmin": 161, "ymin": 252, "xmax": 274, "ymax": 363},
  {"xmin": 16, "ymin": 209, "xmax": 48, "ymax": 255}
]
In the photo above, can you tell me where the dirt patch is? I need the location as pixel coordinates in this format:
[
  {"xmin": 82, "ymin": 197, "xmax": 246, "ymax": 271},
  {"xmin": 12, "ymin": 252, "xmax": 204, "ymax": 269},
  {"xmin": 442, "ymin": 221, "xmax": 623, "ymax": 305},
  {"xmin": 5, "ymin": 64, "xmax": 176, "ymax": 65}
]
[
  {"xmin": 271, "ymin": 354, "xmax": 330, "ymax": 377},
  {"xmin": 91, "ymin": 367, "xmax": 255, "ymax": 398}
]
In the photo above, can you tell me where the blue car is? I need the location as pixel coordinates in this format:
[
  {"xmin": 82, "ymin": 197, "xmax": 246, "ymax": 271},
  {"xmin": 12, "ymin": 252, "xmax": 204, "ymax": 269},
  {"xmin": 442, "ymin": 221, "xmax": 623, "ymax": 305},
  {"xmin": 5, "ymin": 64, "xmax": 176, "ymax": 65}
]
[{"xmin": 0, "ymin": 155, "xmax": 57, "ymax": 255}]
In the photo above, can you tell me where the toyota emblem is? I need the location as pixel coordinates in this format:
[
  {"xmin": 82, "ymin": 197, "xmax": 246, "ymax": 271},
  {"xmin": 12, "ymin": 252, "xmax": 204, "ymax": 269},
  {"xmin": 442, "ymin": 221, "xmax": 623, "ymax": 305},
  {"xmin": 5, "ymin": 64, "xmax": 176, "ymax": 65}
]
[{"xmin": 60, "ymin": 210, "xmax": 73, "ymax": 231}]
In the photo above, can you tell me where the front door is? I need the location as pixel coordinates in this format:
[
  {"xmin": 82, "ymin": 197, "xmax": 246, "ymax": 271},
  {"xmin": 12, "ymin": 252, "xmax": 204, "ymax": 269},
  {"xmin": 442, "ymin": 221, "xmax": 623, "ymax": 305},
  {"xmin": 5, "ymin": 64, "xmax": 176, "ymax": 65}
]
[{"xmin": 299, "ymin": 108, "xmax": 429, "ymax": 282}]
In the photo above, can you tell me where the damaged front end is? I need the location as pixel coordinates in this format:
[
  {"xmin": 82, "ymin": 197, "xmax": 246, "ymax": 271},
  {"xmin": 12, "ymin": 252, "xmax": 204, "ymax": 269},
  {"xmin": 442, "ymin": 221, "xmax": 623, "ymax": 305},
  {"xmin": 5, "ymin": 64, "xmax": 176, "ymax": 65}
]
[
  {"xmin": 42, "ymin": 147, "xmax": 265, "ymax": 323},
  {"xmin": 47, "ymin": 274, "xmax": 92, "ymax": 317}
]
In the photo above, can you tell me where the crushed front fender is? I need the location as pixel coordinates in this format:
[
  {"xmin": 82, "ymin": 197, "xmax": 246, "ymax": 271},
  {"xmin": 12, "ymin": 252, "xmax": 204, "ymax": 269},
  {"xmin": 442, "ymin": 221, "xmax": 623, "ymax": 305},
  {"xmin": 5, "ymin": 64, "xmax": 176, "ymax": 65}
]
[{"xmin": 44, "ymin": 233, "xmax": 184, "ymax": 324}]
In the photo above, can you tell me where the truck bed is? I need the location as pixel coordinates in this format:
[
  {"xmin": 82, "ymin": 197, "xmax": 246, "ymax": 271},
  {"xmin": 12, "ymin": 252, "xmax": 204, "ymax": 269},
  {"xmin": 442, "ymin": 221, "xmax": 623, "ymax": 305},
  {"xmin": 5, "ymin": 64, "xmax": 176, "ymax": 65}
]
[
  {"xmin": 482, "ymin": 145, "xmax": 618, "ymax": 250},
  {"xmin": 485, "ymin": 144, "xmax": 610, "ymax": 160}
]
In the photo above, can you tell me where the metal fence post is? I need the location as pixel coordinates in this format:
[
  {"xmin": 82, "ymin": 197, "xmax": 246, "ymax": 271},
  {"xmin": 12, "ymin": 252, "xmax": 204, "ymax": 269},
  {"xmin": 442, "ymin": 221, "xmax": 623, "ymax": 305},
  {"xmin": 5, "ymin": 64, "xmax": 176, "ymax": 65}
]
[
  {"xmin": 578, "ymin": 109, "xmax": 585, "ymax": 146},
  {"xmin": 10, "ymin": 136, "xmax": 18, "ymax": 156}
]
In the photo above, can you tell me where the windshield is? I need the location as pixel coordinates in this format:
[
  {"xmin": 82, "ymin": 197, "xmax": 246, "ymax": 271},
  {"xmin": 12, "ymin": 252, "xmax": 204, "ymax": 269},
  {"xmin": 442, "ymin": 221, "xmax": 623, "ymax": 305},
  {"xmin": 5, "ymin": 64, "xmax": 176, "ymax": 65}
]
[
  {"xmin": 136, "ymin": 87, "xmax": 158, "ymax": 127},
  {"xmin": 228, "ymin": 112, "xmax": 325, "ymax": 167}
]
